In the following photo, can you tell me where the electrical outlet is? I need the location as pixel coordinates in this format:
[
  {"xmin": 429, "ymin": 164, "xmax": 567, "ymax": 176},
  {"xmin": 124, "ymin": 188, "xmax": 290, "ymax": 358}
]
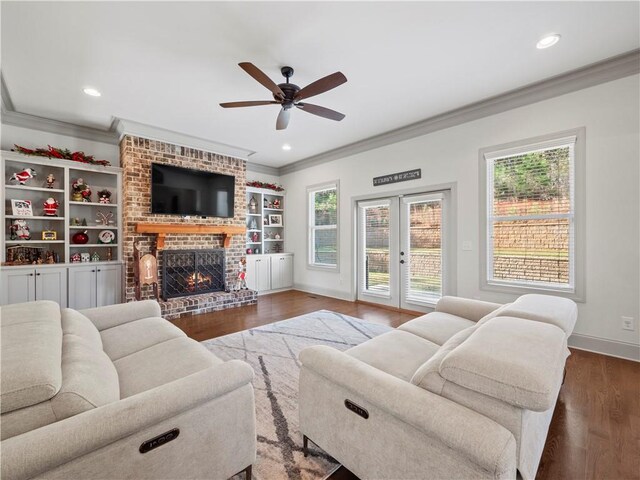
[{"xmin": 621, "ymin": 316, "xmax": 635, "ymax": 331}]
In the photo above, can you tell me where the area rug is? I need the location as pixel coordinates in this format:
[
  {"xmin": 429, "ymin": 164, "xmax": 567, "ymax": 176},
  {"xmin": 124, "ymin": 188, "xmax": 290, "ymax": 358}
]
[{"xmin": 201, "ymin": 310, "xmax": 392, "ymax": 480}]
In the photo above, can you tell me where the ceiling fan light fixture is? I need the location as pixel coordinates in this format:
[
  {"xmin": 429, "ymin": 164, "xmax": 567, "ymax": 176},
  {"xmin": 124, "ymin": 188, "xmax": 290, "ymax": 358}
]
[
  {"xmin": 282, "ymin": 144, "xmax": 292, "ymax": 151},
  {"xmin": 536, "ymin": 34, "xmax": 561, "ymax": 49},
  {"xmin": 83, "ymin": 87, "xmax": 101, "ymax": 97}
]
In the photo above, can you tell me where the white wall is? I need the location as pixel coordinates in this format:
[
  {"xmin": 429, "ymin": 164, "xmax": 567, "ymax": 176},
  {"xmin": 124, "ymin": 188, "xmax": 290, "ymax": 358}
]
[
  {"xmin": 281, "ymin": 75, "xmax": 640, "ymax": 353},
  {"xmin": 246, "ymin": 170, "xmax": 281, "ymax": 185},
  {"xmin": 1, "ymin": 124, "xmax": 119, "ymax": 163}
]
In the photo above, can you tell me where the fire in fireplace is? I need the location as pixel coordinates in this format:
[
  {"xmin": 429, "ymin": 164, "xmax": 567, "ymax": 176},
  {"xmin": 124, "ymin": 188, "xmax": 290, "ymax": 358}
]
[{"xmin": 161, "ymin": 250, "xmax": 225, "ymax": 299}]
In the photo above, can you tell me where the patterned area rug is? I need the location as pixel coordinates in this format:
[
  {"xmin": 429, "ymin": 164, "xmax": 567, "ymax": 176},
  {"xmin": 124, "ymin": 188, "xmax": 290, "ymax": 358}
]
[{"xmin": 201, "ymin": 310, "xmax": 392, "ymax": 480}]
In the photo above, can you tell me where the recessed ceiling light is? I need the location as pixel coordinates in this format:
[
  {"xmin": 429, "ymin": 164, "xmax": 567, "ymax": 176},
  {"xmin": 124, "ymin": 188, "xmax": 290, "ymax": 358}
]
[
  {"xmin": 536, "ymin": 34, "xmax": 561, "ymax": 50},
  {"xmin": 282, "ymin": 144, "xmax": 292, "ymax": 151},
  {"xmin": 83, "ymin": 87, "xmax": 101, "ymax": 97}
]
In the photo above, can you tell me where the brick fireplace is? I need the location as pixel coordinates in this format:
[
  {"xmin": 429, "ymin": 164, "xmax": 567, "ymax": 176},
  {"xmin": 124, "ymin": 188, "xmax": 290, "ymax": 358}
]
[{"xmin": 120, "ymin": 135, "xmax": 256, "ymax": 318}]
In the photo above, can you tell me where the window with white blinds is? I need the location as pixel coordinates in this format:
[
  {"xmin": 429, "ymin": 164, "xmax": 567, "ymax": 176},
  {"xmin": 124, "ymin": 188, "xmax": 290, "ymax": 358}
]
[
  {"xmin": 308, "ymin": 182, "xmax": 339, "ymax": 269},
  {"xmin": 484, "ymin": 134, "xmax": 577, "ymax": 292}
]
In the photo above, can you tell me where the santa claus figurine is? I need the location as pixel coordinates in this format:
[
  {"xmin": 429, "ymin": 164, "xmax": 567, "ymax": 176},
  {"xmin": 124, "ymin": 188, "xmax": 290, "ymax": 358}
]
[
  {"xmin": 43, "ymin": 198, "xmax": 60, "ymax": 216},
  {"xmin": 10, "ymin": 168, "xmax": 36, "ymax": 185}
]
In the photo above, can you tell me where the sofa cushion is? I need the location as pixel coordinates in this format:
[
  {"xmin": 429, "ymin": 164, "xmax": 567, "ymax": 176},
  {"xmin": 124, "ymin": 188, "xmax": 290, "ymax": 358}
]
[
  {"xmin": 61, "ymin": 309, "xmax": 102, "ymax": 349},
  {"xmin": 0, "ymin": 301, "xmax": 62, "ymax": 413},
  {"xmin": 114, "ymin": 337, "xmax": 223, "ymax": 398},
  {"xmin": 498, "ymin": 294, "xmax": 577, "ymax": 336},
  {"xmin": 439, "ymin": 317, "xmax": 568, "ymax": 411},
  {"xmin": 411, "ymin": 326, "xmax": 477, "ymax": 392},
  {"xmin": 50, "ymin": 334, "xmax": 120, "ymax": 420},
  {"xmin": 346, "ymin": 330, "xmax": 440, "ymax": 381},
  {"xmin": 476, "ymin": 303, "xmax": 512, "ymax": 326},
  {"xmin": 435, "ymin": 296, "xmax": 502, "ymax": 322},
  {"xmin": 398, "ymin": 312, "xmax": 475, "ymax": 346},
  {"xmin": 100, "ymin": 317, "xmax": 186, "ymax": 361}
]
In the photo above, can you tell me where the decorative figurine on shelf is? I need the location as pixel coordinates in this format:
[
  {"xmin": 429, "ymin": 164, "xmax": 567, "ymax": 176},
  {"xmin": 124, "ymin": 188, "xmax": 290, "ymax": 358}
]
[
  {"xmin": 249, "ymin": 219, "xmax": 258, "ymax": 230},
  {"xmin": 235, "ymin": 258, "xmax": 247, "ymax": 291},
  {"xmin": 273, "ymin": 243, "xmax": 283, "ymax": 253},
  {"xmin": 95, "ymin": 211, "xmax": 114, "ymax": 226},
  {"xmin": 249, "ymin": 196, "xmax": 257, "ymax": 213},
  {"xmin": 91, "ymin": 252, "xmax": 101, "ymax": 262},
  {"xmin": 268, "ymin": 201, "xmax": 273, "ymax": 208},
  {"xmin": 251, "ymin": 232, "xmax": 259, "ymax": 243},
  {"xmin": 273, "ymin": 198, "xmax": 281, "ymax": 209},
  {"xmin": 246, "ymin": 248, "xmax": 252, "ymax": 254},
  {"xmin": 9, "ymin": 219, "xmax": 31, "ymax": 240},
  {"xmin": 71, "ymin": 252, "xmax": 81, "ymax": 263},
  {"xmin": 97, "ymin": 189, "xmax": 112, "ymax": 204},
  {"xmin": 10, "ymin": 168, "xmax": 36, "ymax": 185},
  {"xmin": 106, "ymin": 248, "xmax": 113, "ymax": 261},
  {"xmin": 42, "ymin": 230, "xmax": 57, "ymax": 241},
  {"xmin": 81, "ymin": 218, "xmax": 88, "ymax": 226},
  {"xmin": 72, "ymin": 230, "xmax": 89, "ymax": 244},
  {"xmin": 71, "ymin": 217, "xmax": 81, "ymax": 226},
  {"xmin": 253, "ymin": 247, "xmax": 260, "ymax": 254},
  {"xmin": 97, "ymin": 230, "xmax": 115, "ymax": 244},
  {"xmin": 42, "ymin": 197, "xmax": 60, "ymax": 216},
  {"xmin": 72, "ymin": 178, "xmax": 91, "ymax": 202},
  {"xmin": 81, "ymin": 253, "xmax": 91, "ymax": 263},
  {"xmin": 45, "ymin": 173, "xmax": 56, "ymax": 189},
  {"xmin": 45, "ymin": 251, "xmax": 56, "ymax": 264},
  {"xmin": 274, "ymin": 233, "xmax": 281, "ymax": 240},
  {"xmin": 263, "ymin": 197, "xmax": 268, "ymax": 208}
]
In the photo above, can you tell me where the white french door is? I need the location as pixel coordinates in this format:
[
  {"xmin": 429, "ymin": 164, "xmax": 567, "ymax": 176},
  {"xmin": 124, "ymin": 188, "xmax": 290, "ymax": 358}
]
[{"xmin": 357, "ymin": 192, "xmax": 448, "ymax": 312}]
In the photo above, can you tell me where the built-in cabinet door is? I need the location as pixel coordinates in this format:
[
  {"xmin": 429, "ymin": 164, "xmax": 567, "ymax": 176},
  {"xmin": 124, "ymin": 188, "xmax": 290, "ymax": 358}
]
[
  {"xmin": 68, "ymin": 266, "xmax": 97, "ymax": 310},
  {"xmin": 96, "ymin": 264, "xmax": 122, "ymax": 307},
  {"xmin": 246, "ymin": 256, "xmax": 271, "ymax": 292},
  {"xmin": 0, "ymin": 269, "xmax": 36, "ymax": 305},
  {"xmin": 35, "ymin": 267, "xmax": 67, "ymax": 308},
  {"xmin": 271, "ymin": 255, "xmax": 293, "ymax": 290}
]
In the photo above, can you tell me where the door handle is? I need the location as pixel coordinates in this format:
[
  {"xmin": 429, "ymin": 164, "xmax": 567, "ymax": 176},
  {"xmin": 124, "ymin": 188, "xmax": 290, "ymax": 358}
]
[
  {"xmin": 400, "ymin": 251, "xmax": 405, "ymax": 256},
  {"xmin": 400, "ymin": 260, "xmax": 405, "ymax": 264},
  {"xmin": 97, "ymin": 269, "xmax": 101, "ymax": 272},
  {"xmin": 29, "ymin": 273, "xmax": 34, "ymax": 276},
  {"xmin": 36, "ymin": 273, "xmax": 41, "ymax": 276}
]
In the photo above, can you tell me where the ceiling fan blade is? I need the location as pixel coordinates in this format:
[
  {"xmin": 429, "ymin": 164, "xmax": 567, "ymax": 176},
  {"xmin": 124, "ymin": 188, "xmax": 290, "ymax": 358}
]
[
  {"xmin": 294, "ymin": 72, "xmax": 347, "ymax": 101},
  {"xmin": 296, "ymin": 102, "xmax": 345, "ymax": 121},
  {"xmin": 220, "ymin": 101, "xmax": 280, "ymax": 108},
  {"xmin": 276, "ymin": 108, "xmax": 291, "ymax": 130},
  {"xmin": 239, "ymin": 62, "xmax": 285, "ymax": 100}
]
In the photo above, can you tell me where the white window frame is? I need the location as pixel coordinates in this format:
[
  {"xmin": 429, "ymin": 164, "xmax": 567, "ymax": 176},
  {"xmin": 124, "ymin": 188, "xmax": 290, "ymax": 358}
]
[
  {"xmin": 479, "ymin": 128, "xmax": 585, "ymax": 301},
  {"xmin": 307, "ymin": 181, "xmax": 339, "ymax": 271}
]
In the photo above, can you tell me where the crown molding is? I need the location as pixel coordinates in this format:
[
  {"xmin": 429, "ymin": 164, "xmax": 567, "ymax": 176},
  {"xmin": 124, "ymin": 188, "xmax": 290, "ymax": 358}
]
[
  {"xmin": 279, "ymin": 49, "xmax": 640, "ymax": 176},
  {"xmin": 1, "ymin": 73, "xmax": 15, "ymax": 112},
  {"xmin": 113, "ymin": 118, "xmax": 255, "ymax": 161},
  {"xmin": 246, "ymin": 161, "xmax": 279, "ymax": 176}
]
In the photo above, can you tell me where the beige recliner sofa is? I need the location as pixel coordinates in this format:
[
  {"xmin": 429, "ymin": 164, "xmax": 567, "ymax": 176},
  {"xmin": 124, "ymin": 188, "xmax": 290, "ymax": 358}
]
[
  {"xmin": 1, "ymin": 300, "xmax": 256, "ymax": 480},
  {"xmin": 299, "ymin": 294, "xmax": 577, "ymax": 480}
]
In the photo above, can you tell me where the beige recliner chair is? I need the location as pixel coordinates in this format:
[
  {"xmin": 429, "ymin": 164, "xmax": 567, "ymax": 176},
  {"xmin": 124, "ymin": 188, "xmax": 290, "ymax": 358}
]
[{"xmin": 1, "ymin": 300, "xmax": 256, "ymax": 480}]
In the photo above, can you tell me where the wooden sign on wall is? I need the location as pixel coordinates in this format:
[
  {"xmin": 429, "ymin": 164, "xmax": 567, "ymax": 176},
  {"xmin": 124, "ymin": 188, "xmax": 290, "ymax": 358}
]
[{"xmin": 373, "ymin": 169, "xmax": 421, "ymax": 186}]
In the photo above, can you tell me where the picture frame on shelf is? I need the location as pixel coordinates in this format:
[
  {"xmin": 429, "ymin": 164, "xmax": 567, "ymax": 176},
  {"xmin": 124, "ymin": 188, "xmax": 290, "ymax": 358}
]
[
  {"xmin": 268, "ymin": 214, "xmax": 283, "ymax": 226},
  {"xmin": 11, "ymin": 199, "xmax": 33, "ymax": 217},
  {"xmin": 263, "ymin": 216, "xmax": 269, "ymax": 225}
]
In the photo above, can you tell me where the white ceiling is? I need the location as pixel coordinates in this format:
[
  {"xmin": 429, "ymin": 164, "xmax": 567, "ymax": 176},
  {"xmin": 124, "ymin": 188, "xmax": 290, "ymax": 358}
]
[{"xmin": 2, "ymin": 2, "xmax": 639, "ymax": 167}]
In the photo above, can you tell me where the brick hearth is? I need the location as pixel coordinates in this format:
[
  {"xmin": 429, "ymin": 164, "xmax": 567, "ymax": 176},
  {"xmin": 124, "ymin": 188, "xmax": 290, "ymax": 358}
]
[{"xmin": 120, "ymin": 135, "xmax": 257, "ymax": 317}]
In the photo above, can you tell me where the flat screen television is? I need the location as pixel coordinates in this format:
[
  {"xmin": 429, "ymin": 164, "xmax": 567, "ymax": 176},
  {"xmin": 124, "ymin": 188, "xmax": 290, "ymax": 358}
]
[{"xmin": 151, "ymin": 163, "xmax": 235, "ymax": 218}]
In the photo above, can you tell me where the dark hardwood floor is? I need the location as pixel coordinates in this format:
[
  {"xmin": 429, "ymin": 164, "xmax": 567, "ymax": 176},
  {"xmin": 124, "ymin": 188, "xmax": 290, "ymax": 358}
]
[{"xmin": 173, "ymin": 290, "xmax": 640, "ymax": 480}]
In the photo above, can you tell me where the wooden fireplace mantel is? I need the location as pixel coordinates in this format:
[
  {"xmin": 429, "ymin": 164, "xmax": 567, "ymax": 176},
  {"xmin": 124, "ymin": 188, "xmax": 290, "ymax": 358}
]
[{"xmin": 135, "ymin": 223, "xmax": 246, "ymax": 249}]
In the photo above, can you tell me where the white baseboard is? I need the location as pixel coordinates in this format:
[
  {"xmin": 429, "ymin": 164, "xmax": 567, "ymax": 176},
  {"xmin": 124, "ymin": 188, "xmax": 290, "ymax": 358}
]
[
  {"xmin": 293, "ymin": 283, "xmax": 353, "ymax": 301},
  {"xmin": 568, "ymin": 333, "xmax": 640, "ymax": 362}
]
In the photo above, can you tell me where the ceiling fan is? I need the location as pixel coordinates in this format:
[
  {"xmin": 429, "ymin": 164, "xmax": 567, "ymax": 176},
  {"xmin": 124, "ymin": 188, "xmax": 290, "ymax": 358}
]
[{"xmin": 220, "ymin": 63, "xmax": 347, "ymax": 130}]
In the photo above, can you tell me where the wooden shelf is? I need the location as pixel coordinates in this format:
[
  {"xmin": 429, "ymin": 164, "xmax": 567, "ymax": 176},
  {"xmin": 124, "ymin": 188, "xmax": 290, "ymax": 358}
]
[
  {"xmin": 5, "ymin": 185, "xmax": 65, "ymax": 193},
  {"xmin": 69, "ymin": 201, "xmax": 118, "ymax": 207},
  {"xmin": 135, "ymin": 223, "xmax": 245, "ymax": 249}
]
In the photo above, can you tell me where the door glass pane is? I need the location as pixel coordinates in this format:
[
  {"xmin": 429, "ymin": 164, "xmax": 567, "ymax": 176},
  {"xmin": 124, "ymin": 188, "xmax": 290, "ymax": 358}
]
[
  {"xmin": 406, "ymin": 200, "xmax": 442, "ymax": 302},
  {"xmin": 363, "ymin": 204, "xmax": 390, "ymax": 294}
]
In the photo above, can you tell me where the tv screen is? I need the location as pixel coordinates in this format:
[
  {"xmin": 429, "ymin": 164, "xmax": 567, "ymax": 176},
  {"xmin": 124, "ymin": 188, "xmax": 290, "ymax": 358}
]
[{"xmin": 151, "ymin": 163, "xmax": 235, "ymax": 218}]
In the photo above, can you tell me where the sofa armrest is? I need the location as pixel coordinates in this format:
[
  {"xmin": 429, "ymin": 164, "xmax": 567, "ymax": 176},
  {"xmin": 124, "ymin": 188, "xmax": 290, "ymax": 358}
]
[
  {"xmin": 80, "ymin": 300, "xmax": 162, "ymax": 331},
  {"xmin": 300, "ymin": 346, "xmax": 516, "ymax": 477},
  {"xmin": 1, "ymin": 360, "xmax": 253, "ymax": 480},
  {"xmin": 435, "ymin": 296, "xmax": 502, "ymax": 322}
]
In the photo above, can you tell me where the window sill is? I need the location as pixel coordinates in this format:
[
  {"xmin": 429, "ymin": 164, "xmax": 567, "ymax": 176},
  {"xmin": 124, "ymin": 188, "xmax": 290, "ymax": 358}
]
[
  {"xmin": 307, "ymin": 263, "xmax": 339, "ymax": 273},
  {"xmin": 481, "ymin": 280, "xmax": 584, "ymax": 303}
]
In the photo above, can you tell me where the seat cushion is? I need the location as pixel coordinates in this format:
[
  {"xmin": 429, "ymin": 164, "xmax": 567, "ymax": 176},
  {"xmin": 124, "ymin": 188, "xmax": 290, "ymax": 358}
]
[
  {"xmin": 439, "ymin": 317, "xmax": 568, "ymax": 411},
  {"xmin": 61, "ymin": 309, "xmax": 102, "ymax": 349},
  {"xmin": 100, "ymin": 317, "xmax": 187, "ymax": 361},
  {"xmin": 0, "ymin": 301, "xmax": 62, "ymax": 413},
  {"xmin": 50, "ymin": 334, "xmax": 120, "ymax": 420},
  {"xmin": 346, "ymin": 330, "xmax": 440, "ymax": 381},
  {"xmin": 114, "ymin": 337, "xmax": 223, "ymax": 398},
  {"xmin": 398, "ymin": 312, "xmax": 476, "ymax": 346}
]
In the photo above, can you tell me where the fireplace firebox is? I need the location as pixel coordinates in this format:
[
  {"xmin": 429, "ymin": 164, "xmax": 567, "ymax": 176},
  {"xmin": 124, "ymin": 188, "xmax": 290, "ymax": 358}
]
[{"xmin": 161, "ymin": 250, "xmax": 225, "ymax": 299}]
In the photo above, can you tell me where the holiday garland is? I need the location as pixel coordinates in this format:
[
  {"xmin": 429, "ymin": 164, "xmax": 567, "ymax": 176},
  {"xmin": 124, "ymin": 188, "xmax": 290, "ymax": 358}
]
[
  {"xmin": 247, "ymin": 180, "xmax": 284, "ymax": 192},
  {"xmin": 12, "ymin": 145, "xmax": 111, "ymax": 166}
]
